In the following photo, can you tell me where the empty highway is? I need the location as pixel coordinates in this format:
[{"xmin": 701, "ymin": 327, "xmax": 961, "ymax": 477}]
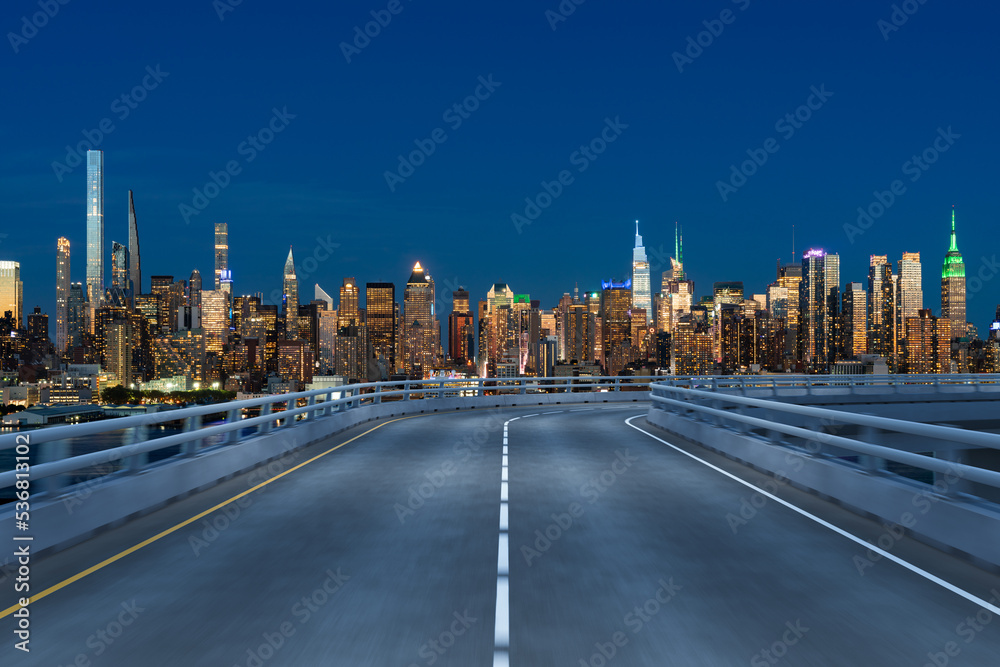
[{"xmin": 4, "ymin": 404, "xmax": 1000, "ymax": 666}]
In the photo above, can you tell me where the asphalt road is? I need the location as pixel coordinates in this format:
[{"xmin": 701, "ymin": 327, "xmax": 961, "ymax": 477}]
[{"xmin": 3, "ymin": 404, "xmax": 1000, "ymax": 666}]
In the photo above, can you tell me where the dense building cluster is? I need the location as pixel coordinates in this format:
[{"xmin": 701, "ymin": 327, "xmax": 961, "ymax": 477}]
[{"xmin": 2, "ymin": 150, "xmax": 999, "ymax": 404}]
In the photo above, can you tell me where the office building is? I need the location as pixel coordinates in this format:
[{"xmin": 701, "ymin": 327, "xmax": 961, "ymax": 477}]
[
  {"xmin": 941, "ymin": 208, "xmax": 967, "ymax": 341},
  {"xmin": 128, "ymin": 190, "xmax": 141, "ymax": 300},
  {"xmin": 0, "ymin": 261, "xmax": 23, "ymax": 327},
  {"xmin": 366, "ymin": 282, "xmax": 396, "ymax": 372},
  {"xmin": 283, "ymin": 247, "xmax": 298, "ymax": 338},
  {"xmin": 842, "ymin": 283, "xmax": 867, "ymax": 359},
  {"xmin": 631, "ymin": 221, "xmax": 652, "ymax": 316},
  {"xmin": 57, "ymin": 237, "xmax": 71, "ymax": 352}
]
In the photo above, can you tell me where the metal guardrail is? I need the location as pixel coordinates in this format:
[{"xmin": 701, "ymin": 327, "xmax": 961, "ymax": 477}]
[
  {"xmin": 0, "ymin": 376, "xmax": 653, "ymax": 494},
  {"xmin": 650, "ymin": 379, "xmax": 1000, "ymax": 494},
  {"xmin": 663, "ymin": 373, "xmax": 1000, "ymax": 393}
]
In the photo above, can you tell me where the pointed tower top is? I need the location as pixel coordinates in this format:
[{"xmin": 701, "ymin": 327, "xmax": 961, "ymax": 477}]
[
  {"xmin": 633, "ymin": 220, "xmax": 643, "ymax": 249},
  {"xmin": 414, "ymin": 261, "xmax": 423, "ymax": 271},
  {"xmin": 284, "ymin": 246, "xmax": 295, "ymax": 275},
  {"xmin": 949, "ymin": 206, "xmax": 959, "ymax": 253}
]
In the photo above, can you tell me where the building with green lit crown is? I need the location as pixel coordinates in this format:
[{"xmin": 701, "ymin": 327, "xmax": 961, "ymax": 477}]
[{"xmin": 941, "ymin": 208, "xmax": 966, "ymax": 341}]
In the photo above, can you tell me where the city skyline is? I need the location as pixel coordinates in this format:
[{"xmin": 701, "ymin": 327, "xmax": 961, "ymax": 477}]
[{"xmin": 3, "ymin": 1, "xmax": 999, "ymax": 343}]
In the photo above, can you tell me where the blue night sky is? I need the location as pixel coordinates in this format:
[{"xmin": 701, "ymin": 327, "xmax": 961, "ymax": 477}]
[{"xmin": 3, "ymin": 0, "xmax": 999, "ymax": 333}]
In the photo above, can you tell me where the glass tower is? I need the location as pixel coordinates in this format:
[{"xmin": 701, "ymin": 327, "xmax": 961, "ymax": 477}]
[
  {"xmin": 86, "ymin": 150, "xmax": 104, "ymax": 309},
  {"xmin": 631, "ymin": 221, "xmax": 652, "ymax": 318},
  {"xmin": 128, "ymin": 190, "xmax": 141, "ymax": 301},
  {"xmin": 0, "ymin": 261, "xmax": 22, "ymax": 326}
]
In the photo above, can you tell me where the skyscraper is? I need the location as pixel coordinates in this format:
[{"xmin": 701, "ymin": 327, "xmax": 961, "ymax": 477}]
[
  {"xmin": 57, "ymin": 237, "xmax": 71, "ymax": 353},
  {"xmin": 215, "ymin": 223, "xmax": 229, "ymax": 291},
  {"xmin": 0, "ymin": 261, "xmax": 23, "ymax": 327},
  {"xmin": 896, "ymin": 251, "xmax": 922, "ymax": 347},
  {"xmin": 110, "ymin": 241, "xmax": 130, "ymax": 307},
  {"xmin": 366, "ymin": 282, "xmax": 397, "ymax": 373},
  {"xmin": 402, "ymin": 262, "xmax": 440, "ymax": 377},
  {"xmin": 868, "ymin": 255, "xmax": 889, "ymax": 357},
  {"xmin": 189, "ymin": 269, "xmax": 203, "ymax": 312},
  {"xmin": 202, "ymin": 290, "xmax": 229, "ymax": 354},
  {"xmin": 283, "ymin": 247, "xmax": 299, "ymax": 338},
  {"xmin": 631, "ymin": 221, "xmax": 651, "ymax": 317},
  {"xmin": 86, "ymin": 150, "xmax": 104, "ymax": 311},
  {"xmin": 448, "ymin": 288, "xmax": 474, "ymax": 364},
  {"xmin": 799, "ymin": 250, "xmax": 839, "ymax": 368},
  {"xmin": 67, "ymin": 282, "xmax": 86, "ymax": 349},
  {"xmin": 842, "ymin": 282, "xmax": 867, "ymax": 359},
  {"xmin": 941, "ymin": 208, "xmax": 966, "ymax": 341},
  {"xmin": 128, "ymin": 190, "xmax": 141, "ymax": 300},
  {"xmin": 601, "ymin": 279, "xmax": 633, "ymax": 375}
]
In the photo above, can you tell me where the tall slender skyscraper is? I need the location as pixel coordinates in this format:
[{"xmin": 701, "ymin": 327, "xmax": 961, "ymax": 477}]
[
  {"xmin": 283, "ymin": 247, "xmax": 299, "ymax": 338},
  {"xmin": 631, "ymin": 221, "xmax": 651, "ymax": 318},
  {"xmin": 941, "ymin": 208, "xmax": 966, "ymax": 341},
  {"xmin": 57, "ymin": 237, "xmax": 71, "ymax": 353},
  {"xmin": 0, "ymin": 261, "xmax": 23, "ymax": 326},
  {"xmin": 86, "ymin": 150, "xmax": 105, "ymax": 311},
  {"xmin": 128, "ymin": 190, "xmax": 141, "ymax": 300},
  {"xmin": 215, "ymin": 223, "xmax": 229, "ymax": 291}
]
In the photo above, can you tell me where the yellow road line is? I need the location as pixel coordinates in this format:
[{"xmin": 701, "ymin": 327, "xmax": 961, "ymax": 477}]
[{"xmin": 1, "ymin": 415, "xmax": 423, "ymax": 619}]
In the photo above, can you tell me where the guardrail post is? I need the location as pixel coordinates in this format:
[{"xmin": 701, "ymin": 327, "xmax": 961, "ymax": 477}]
[
  {"xmin": 339, "ymin": 389, "xmax": 351, "ymax": 412},
  {"xmin": 519, "ymin": 379, "xmax": 526, "ymax": 395},
  {"xmin": 38, "ymin": 438, "xmax": 70, "ymax": 495},
  {"xmin": 305, "ymin": 395, "xmax": 317, "ymax": 421},
  {"xmin": 122, "ymin": 421, "xmax": 151, "ymax": 473},
  {"xmin": 856, "ymin": 424, "xmax": 882, "ymax": 474},
  {"xmin": 374, "ymin": 385, "xmax": 382, "ymax": 405},
  {"xmin": 225, "ymin": 408, "xmax": 241, "ymax": 444},
  {"xmin": 181, "ymin": 414, "xmax": 203, "ymax": 456},
  {"xmin": 260, "ymin": 402, "xmax": 273, "ymax": 434},
  {"xmin": 403, "ymin": 382, "xmax": 411, "ymax": 401}
]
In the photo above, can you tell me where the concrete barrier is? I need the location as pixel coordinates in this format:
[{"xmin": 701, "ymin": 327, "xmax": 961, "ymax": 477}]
[
  {"xmin": 645, "ymin": 407, "xmax": 1000, "ymax": 570},
  {"xmin": 1, "ymin": 391, "xmax": 649, "ymax": 556}
]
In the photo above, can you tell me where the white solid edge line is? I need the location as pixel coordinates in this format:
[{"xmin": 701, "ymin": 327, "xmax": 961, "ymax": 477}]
[{"xmin": 624, "ymin": 415, "xmax": 1000, "ymax": 615}]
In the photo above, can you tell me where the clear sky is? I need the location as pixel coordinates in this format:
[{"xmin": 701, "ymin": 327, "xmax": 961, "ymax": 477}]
[{"xmin": 3, "ymin": 0, "xmax": 998, "ymax": 332}]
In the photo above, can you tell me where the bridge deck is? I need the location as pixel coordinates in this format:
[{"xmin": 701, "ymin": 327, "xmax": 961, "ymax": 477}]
[{"xmin": 5, "ymin": 404, "xmax": 1000, "ymax": 665}]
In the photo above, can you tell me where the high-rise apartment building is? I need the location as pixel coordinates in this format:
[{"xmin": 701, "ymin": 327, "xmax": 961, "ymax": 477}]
[
  {"xmin": 800, "ymin": 250, "xmax": 839, "ymax": 368},
  {"xmin": 56, "ymin": 237, "xmax": 71, "ymax": 352},
  {"xmin": 110, "ymin": 241, "xmax": 130, "ymax": 307},
  {"xmin": 941, "ymin": 208, "xmax": 966, "ymax": 341},
  {"xmin": 601, "ymin": 279, "xmax": 633, "ymax": 375},
  {"xmin": 201, "ymin": 290, "xmax": 229, "ymax": 354},
  {"xmin": 903, "ymin": 310, "xmax": 951, "ymax": 374}
]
